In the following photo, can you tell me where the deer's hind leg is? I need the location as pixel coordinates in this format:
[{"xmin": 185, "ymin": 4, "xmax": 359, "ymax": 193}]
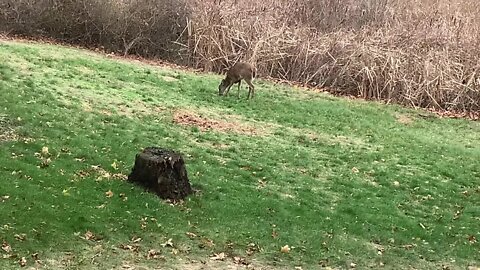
[
  {"xmin": 237, "ymin": 80, "xmax": 242, "ymax": 98},
  {"xmin": 245, "ymin": 78, "xmax": 255, "ymax": 99}
]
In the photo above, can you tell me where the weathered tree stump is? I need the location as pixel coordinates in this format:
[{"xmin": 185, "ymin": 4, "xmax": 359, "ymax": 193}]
[{"xmin": 128, "ymin": 147, "xmax": 193, "ymax": 200}]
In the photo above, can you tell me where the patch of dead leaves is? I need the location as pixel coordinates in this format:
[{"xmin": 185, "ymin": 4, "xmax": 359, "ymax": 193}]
[
  {"xmin": 233, "ymin": 256, "xmax": 249, "ymax": 266},
  {"xmin": 402, "ymin": 243, "xmax": 417, "ymax": 250},
  {"xmin": 82, "ymin": 230, "xmax": 101, "ymax": 241},
  {"xmin": 173, "ymin": 110, "xmax": 266, "ymax": 136},
  {"xmin": 199, "ymin": 238, "xmax": 215, "ymax": 249},
  {"xmin": 0, "ymin": 114, "xmax": 20, "ymax": 142},
  {"xmin": 396, "ymin": 114, "xmax": 414, "ymax": 124},
  {"xmin": 246, "ymin": 243, "xmax": 260, "ymax": 256},
  {"xmin": 146, "ymin": 249, "xmax": 163, "ymax": 260},
  {"xmin": 119, "ymin": 243, "xmax": 140, "ymax": 253},
  {"xmin": 74, "ymin": 165, "xmax": 127, "ymax": 181},
  {"xmin": 425, "ymin": 108, "xmax": 480, "ymax": 120}
]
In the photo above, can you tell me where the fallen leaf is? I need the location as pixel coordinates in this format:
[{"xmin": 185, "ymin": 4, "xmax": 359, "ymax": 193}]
[
  {"xmin": 41, "ymin": 146, "xmax": 49, "ymax": 156},
  {"xmin": 119, "ymin": 244, "xmax": 140, "ymax": 252},
  {"xmin": 280, "ymin": 245, "xmax": 290, "ymax": 253},
  {"xmin": 210, "ymin": 252, "xmax": 226, "ymax": 261},
  {"xmin": 121, "ymin": 263, "xmax": 134, "ymax": 270},
  {"xmin": 402, "ymin": 244, "xmax": 416, "ymax": 250},
  {"xmin": 199, "ymin": 238, "xmax": 215, "ymax": 248},
  {"xmin": 161, "ymin": 238, "xmax": 174, "ymax": 248},
  {"xmin": 105, "ymin": 190, "xmax": 114, "ymax": 198},
  {"xmin": 1, "ymin": 241, "xmax": 12, "ymax": 253},
  {"xmin": 233, "ymin": 256, "xmax": 249, "ymax": 265},
  {"xmin": 14, "ymin": 234, "xmax": 26, "ymax": 241},
  {"xmin": 111, "ymin": 161, "xmax": 118, "ymax": 170},
  {"xmin": 40, "ymin": 158, "xmax": 51, "ymax": 168},
  {"xmin": 393, "ymin": 181, "xmax": 400, "ymax": 187},
  {"xmin": 246, "ymin": 242, "xmax": 260, "ymax": 256},
  {"xmin": 84, "ymin": 231, "xmax": 96, "ymax": 241},
  {"xmin": 467, "ymin": 235, "xmax": 477, "ymax": 243},
  {"xmin": 118, "ymin": 193, "xmax": 128, "ymax": 201},
  {"xmin": 272, "ymin": 229, "xmax": 278, "ymax": 239},
  {"xmin": 132, "ymin": 237, "xmax": 142, "ymax": 243},
  {"xmin": 453, "ymin": 209, "xmax": 463, "ymax": 220},
  {"xmin": 185, "ymin": 232, "xmax": 197, "ymax": 238},
  {"xmin": 351, "ymin": 167, "xmax": 359, "ymax": 173},
  {"xmin": 19, "ymin": 257, "xmax": 27, "ymax": 267},
  {"xmin": 146, "ymin": 249, "xmax": 161, "ymax": 259},
  {"xmin": 350, "ymin": 262, "xmax": 357, "ymax": 268}
]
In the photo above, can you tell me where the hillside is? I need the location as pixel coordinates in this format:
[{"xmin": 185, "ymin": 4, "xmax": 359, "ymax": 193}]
[{"xmin": 0, "ymin": 40, "xmax": 479, "ymax": 269}]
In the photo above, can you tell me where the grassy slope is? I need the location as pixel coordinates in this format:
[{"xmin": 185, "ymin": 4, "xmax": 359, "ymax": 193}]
[{"xmin": 0, "ymin": 40, "xmax": 479, "ymax": 269}]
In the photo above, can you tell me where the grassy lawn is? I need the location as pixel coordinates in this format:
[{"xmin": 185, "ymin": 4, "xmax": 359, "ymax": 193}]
[{"xmin": 0, "ymin": 40, "xmax": 479, "ymax": 269}]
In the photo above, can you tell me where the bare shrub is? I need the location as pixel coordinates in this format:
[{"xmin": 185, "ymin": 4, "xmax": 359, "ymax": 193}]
[
  {"xmin": 184, "ymin": 0, "xmax": 480, "ymax": 112},
  {"xmin": 0, "ymin": 0, "xmax": 190, "ymax": 59},
  {"xmin": 1, "ymin": 0, "xmax": 480, "ymax": 113}
]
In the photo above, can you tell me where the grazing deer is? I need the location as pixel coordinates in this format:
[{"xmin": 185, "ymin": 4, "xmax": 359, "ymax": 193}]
[{"xmin": 218, "ymin": 62, "xmax": 256, "ymax": 99}]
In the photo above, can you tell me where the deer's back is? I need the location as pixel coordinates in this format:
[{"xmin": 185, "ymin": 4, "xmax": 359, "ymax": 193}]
[{"xmin": 227, "ymin": 62, "xmax": 255, "ymax": 82}]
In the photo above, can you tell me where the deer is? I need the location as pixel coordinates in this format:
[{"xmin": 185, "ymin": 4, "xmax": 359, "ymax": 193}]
[{"xmin": 218, "ymin": 62, "xmax": 256, "ymax": 99}]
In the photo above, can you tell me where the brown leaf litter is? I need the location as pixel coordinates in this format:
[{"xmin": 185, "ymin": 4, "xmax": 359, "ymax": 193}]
[
  {"xmin": 173, "ymin": 110, "xmax": 267, "ymax": 136},
  {"xmin": 0, "ymin": 114, "xmax": 19, "ymax": 142},
  {"xmin": 396, "ymin": 114, "xmax": 414, "ymax": 124}
]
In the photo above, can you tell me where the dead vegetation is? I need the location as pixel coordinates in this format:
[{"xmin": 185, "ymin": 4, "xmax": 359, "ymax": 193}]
[
  {"xmin": 186, "ymin": 0, "xmax": 480, "ymax": 113},
  {"xmin": 173, "ymin": 110, "xmax": 266, "ymax": 136},
  {"xmin": 0, "ymin": 114, "xmax": 19, "ymax": 142},
  {"xmin": 1, "ymin": 0, "xmax": 480, "ymax": 114}
]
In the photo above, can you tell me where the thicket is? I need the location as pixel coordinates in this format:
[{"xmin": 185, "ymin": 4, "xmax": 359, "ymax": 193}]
[{"xmin": 1, "ymin": 0, "xmax": 479, "ymax": 113}]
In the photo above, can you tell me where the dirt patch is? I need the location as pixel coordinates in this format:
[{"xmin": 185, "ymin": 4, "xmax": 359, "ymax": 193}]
[
  {"xmin": 161, "ymin": 75, "xmax": 178, "ymax": 82},
  {"xmin": 396, "ymin": 114, "xmax": 414, "ymax": 124},
  {"xmin": 173, "ymin": 110, "xmax": 265, "ymax": 136}
]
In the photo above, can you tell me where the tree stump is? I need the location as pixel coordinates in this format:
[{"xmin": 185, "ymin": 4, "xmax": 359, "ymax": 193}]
[{"xmin": 128, "ymin": 147, "xmax": 193, "ymax": 200}]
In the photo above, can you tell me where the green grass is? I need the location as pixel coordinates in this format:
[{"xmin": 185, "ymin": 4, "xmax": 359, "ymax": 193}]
[{"xmin": 0, "ymin": 40, "xmax": 479, "ymax": 269}]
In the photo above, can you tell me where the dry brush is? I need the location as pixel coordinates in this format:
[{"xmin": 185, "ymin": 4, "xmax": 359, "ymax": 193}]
[{"xmin": 1, "ymin": 0, "xmax": 479, "ymax": 113}]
